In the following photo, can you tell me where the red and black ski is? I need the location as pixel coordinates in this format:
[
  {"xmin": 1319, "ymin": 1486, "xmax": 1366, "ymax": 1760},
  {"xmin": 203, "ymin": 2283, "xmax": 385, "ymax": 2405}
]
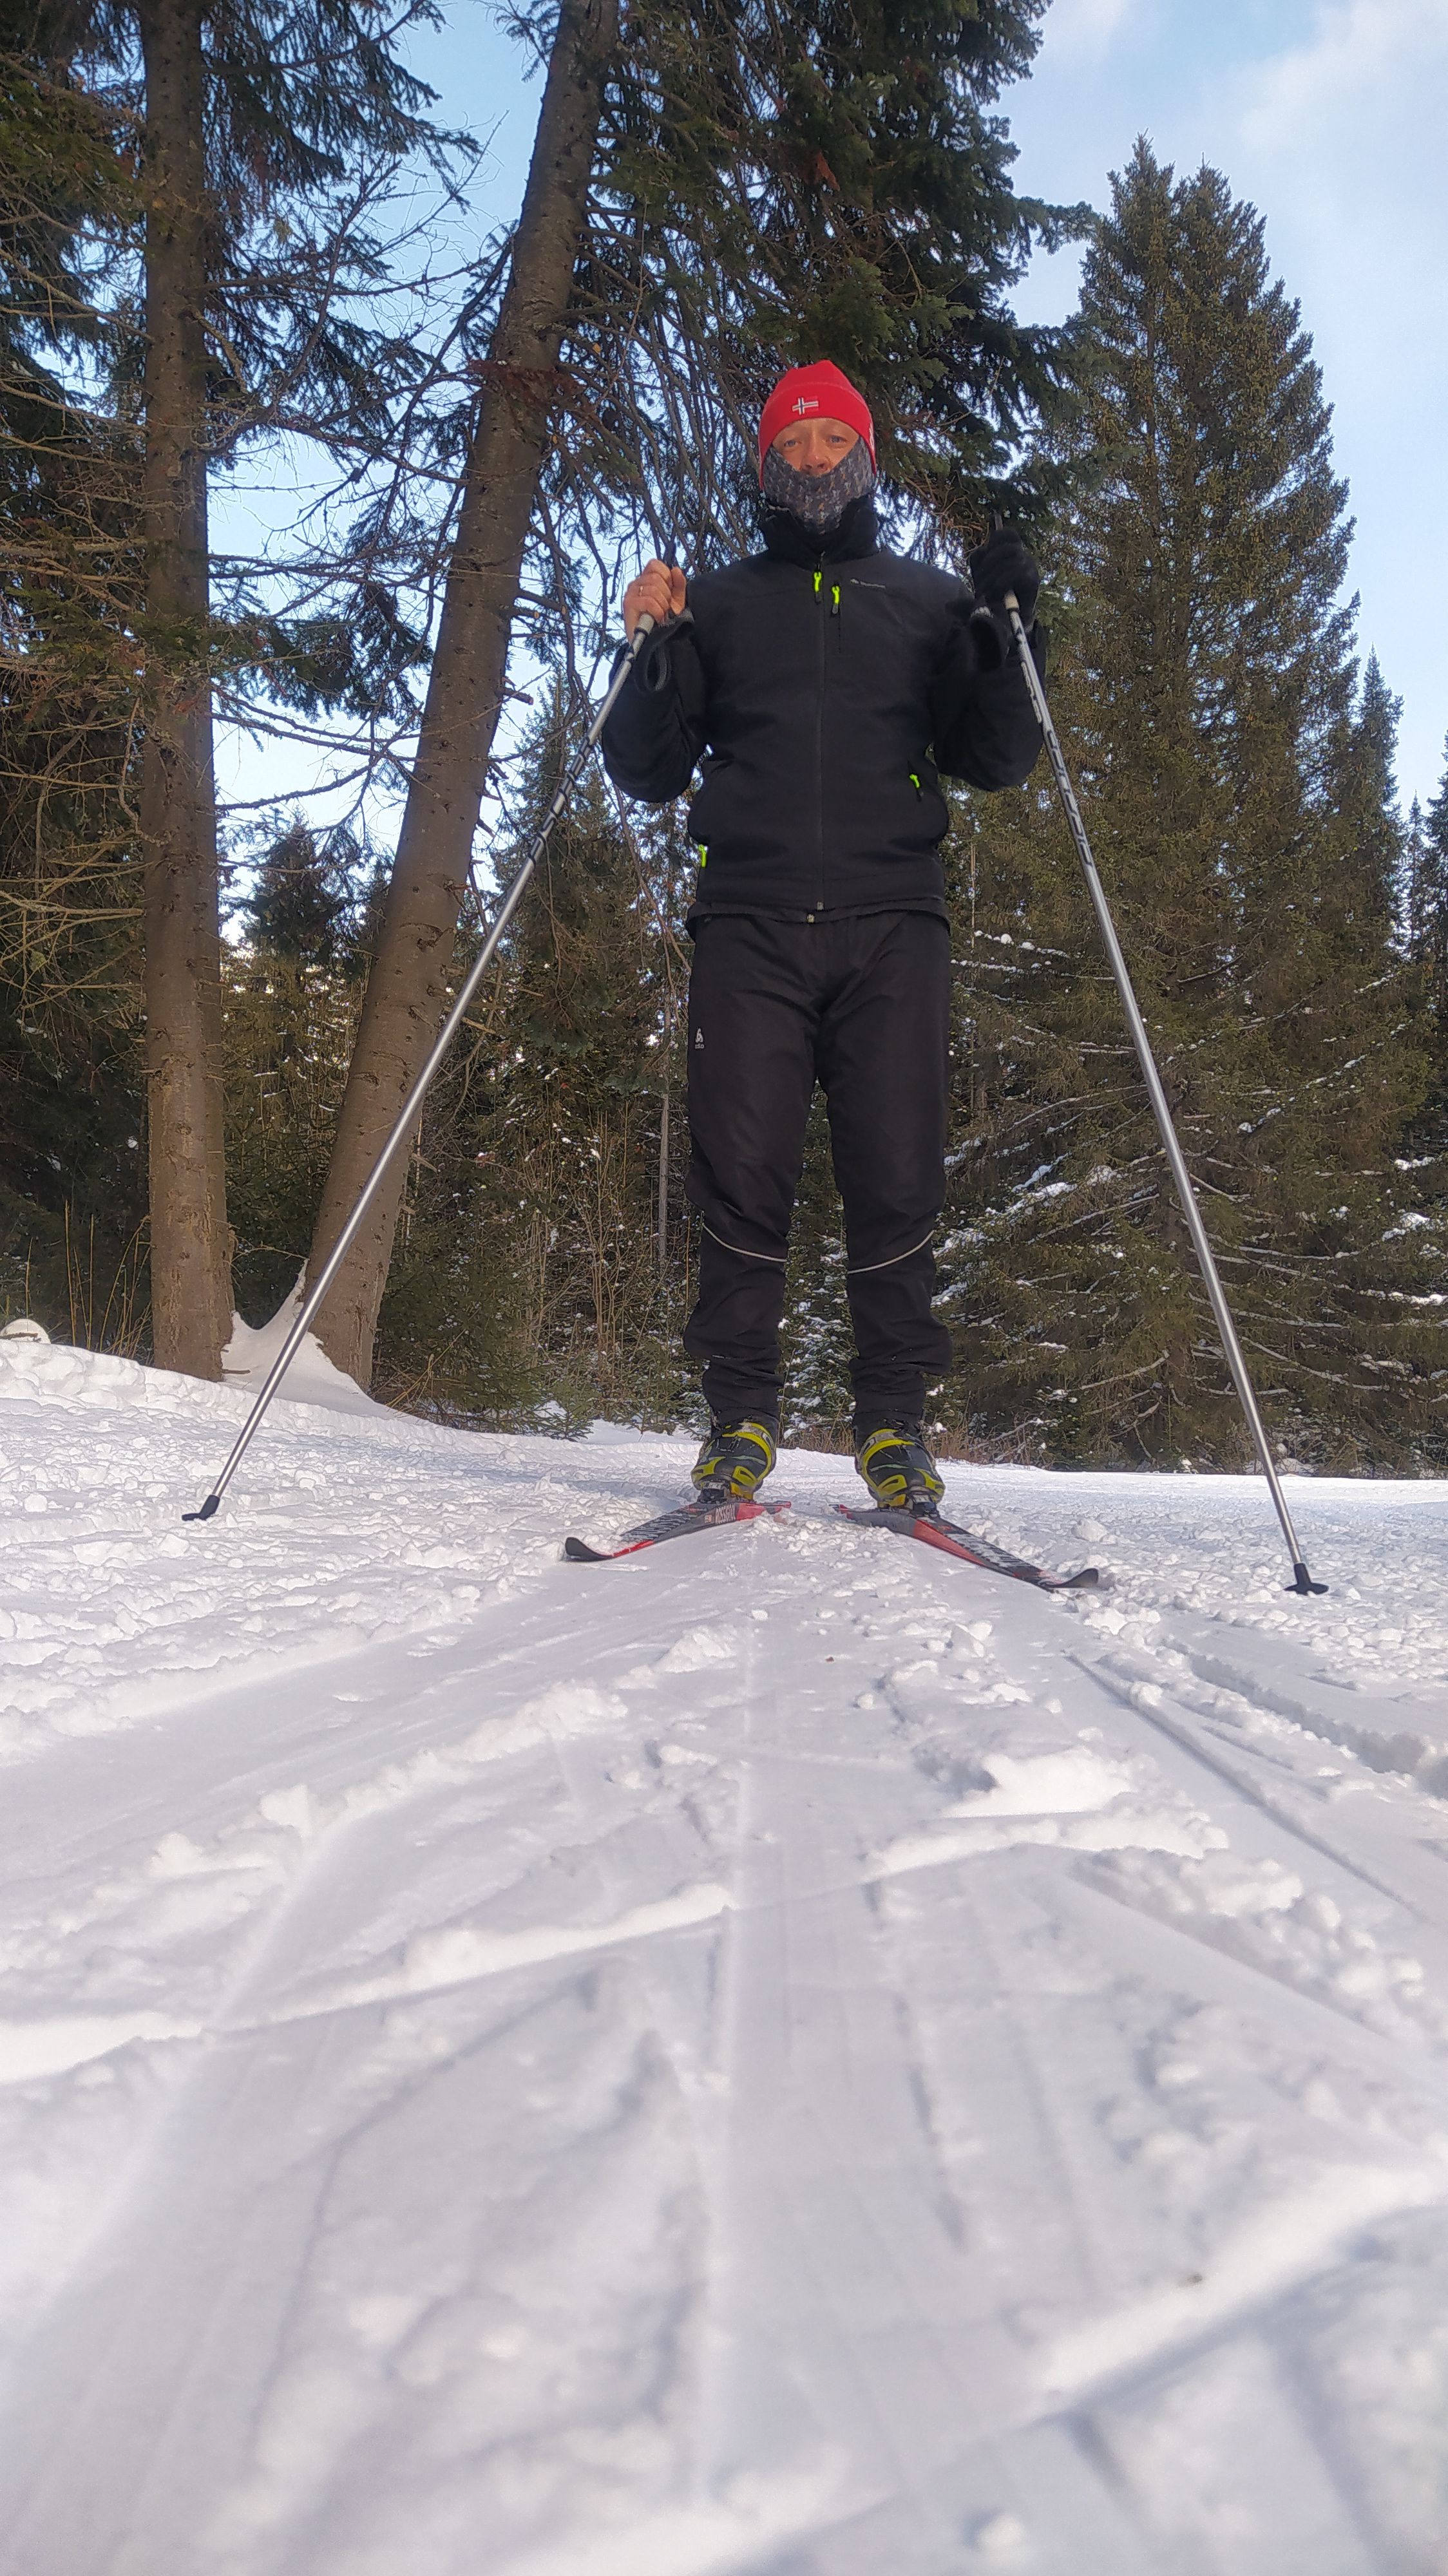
[
  {"xmin": 564, "ymin": 1493, "xmax": 1093, "ymax": 1589},
  {"xmin": 836, "ymin": 1504, "xmax": 1098, "ymax": 1592},
  {"xmin": 563, "ymin": 1496, "xmax": 788, "ymax": 1562}
]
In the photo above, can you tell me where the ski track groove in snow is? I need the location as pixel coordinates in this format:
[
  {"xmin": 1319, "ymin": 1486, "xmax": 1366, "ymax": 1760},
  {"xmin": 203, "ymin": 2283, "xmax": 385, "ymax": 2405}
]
[{"xmin": 3, "ymin": 1339, "xmax": 1448, "ymax": 2570}]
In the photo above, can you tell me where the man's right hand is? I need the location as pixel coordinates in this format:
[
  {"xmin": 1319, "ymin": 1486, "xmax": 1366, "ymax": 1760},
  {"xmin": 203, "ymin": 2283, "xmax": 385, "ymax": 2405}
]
[{"xmin": 624, "ymin": 558, "xmax": 687, "ymax": 639}]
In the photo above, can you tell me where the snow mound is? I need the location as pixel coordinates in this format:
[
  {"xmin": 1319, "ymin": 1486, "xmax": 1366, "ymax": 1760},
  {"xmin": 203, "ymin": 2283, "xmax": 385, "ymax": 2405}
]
[
  {"xmin": 221, "ymin": 1293, "xmax": 386, "ymax": 1419},
  {"xmin": 0, "ymin": 1333, "xmax": 241, "ymax": 1419}
]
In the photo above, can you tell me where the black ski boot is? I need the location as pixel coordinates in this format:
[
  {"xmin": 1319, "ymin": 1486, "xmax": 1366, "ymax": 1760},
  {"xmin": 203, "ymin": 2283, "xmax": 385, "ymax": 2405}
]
[
  {"xmin": 691, "ymin": 1417, "xmax": 777, "ymax": 1500},
  {"xmin": 854, "ymin": 1422, "xmax": 944, "ymax": 1514}
]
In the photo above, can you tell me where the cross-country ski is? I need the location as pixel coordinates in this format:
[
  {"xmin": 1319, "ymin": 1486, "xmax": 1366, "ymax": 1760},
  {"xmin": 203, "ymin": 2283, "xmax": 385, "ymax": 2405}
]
[
  {"xmin": 563, "ymin": 1494, "xmax": 786, "ymax": 1560},
  {"xmin": 564, "ymin": 1490, "xmax": 1097, "ymax": 1590},
  {"xmin": 837, "ymin": 1502, "xmax": 1100, "ymax": 1590}
]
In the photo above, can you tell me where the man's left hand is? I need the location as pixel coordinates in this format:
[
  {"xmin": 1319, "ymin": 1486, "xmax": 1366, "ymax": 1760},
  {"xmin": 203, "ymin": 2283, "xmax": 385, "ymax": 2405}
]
[{"xmin": 968, "ymin": 527, "xmax": 1040, "ymax": 625}]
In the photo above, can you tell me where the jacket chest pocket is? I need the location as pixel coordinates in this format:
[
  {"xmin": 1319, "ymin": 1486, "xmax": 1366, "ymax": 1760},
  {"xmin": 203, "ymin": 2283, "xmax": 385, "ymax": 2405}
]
[
  {"xmin": 837, "ymin": 578, "xmax": 901, "ymax": 632},
  {"xmin": 835, "ymin": 581, "xmax": 929, "ymax": 710}
]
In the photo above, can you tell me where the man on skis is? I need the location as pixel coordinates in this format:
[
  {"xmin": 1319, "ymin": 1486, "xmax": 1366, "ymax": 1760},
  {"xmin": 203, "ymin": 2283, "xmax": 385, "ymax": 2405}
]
[{"xmin": 601, "ymin": 360, "xmax": 1044, "ymax": 1515}]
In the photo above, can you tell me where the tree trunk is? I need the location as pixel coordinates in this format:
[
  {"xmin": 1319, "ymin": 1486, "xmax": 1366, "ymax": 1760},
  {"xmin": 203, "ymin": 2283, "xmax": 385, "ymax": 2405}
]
[
  {"xmin": 305, "ymin": 0, "xmax": 618, "ymax": 1385},
  {"xmin": 138, "ymin": 0, "xmax": 231, "ymax": 1376}
]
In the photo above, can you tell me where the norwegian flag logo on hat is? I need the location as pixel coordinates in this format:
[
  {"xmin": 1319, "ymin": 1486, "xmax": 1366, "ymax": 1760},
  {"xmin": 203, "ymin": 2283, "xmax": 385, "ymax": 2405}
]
[{"xmin": 758, "ymin": 361, "xmax": 875, "ymax": 477}]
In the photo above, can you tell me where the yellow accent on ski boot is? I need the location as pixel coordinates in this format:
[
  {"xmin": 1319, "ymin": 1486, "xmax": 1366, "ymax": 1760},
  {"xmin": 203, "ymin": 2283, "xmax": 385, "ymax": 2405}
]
[
  {"xmin": 855, "ymin": 1424, "xmax": 944, "ymax": 1513},
  {"xmin": 691, "ymin": 1418, "xmax": 777, "ymax": 1499}
]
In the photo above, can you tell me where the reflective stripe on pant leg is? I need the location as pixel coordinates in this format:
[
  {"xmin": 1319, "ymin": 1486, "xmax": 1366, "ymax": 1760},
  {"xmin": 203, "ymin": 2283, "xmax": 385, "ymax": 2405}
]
[
  {"xmin": 845, "ymin": 1226, "xmax": 936, "ymax": 1276},
  {"xmin": 702, "ymin": 1222, "xmax": 786, "ymax": 1265}
]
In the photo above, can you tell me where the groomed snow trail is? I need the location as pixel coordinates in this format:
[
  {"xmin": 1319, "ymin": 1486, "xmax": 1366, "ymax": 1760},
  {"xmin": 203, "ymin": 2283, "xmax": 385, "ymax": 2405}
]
[{"xmin": 3, "ymin": 1341, "xmax": 1448, "ymax": 2573}]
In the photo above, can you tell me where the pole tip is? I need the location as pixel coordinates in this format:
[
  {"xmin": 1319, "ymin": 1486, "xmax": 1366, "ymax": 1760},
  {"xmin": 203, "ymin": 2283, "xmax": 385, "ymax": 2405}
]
[
  {"xmin": 183, "ymin": 1493, "xmax": 222, "ymax": 1524},
  {"xmin": 1287, "ymin": 1561, "xmax": 1328, "ymax": 1596}
]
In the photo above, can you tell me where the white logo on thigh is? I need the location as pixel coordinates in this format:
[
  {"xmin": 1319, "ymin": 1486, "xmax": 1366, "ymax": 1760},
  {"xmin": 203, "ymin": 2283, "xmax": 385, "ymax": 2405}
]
[{"xmin": 694, "ymin": 1028, "xmax": 704, "ymax": 1048}]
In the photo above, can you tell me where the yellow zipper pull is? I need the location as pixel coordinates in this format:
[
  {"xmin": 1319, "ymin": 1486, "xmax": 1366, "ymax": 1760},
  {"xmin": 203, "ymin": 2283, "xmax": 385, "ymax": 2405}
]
[
  {"xmin": 813, "ymin": 569, "xmax": 823, "ymax": 595},
  {"xmin": 831, "ymin": 582, "xmax": 841, "ymax": 617}
]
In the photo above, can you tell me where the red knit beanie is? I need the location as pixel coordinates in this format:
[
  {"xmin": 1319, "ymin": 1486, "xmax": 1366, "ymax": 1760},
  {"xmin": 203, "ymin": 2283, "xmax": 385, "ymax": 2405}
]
[{"xmin": 757, "ymin": 361, "xmax": 876, "ymax": 478}]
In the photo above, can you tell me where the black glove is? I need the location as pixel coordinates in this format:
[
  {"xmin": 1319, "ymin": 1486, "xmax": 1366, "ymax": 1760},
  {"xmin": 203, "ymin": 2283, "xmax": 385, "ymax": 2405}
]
[{"xmin": 967, "ymin": 526, "xmax": 1040, "ymax": 626}]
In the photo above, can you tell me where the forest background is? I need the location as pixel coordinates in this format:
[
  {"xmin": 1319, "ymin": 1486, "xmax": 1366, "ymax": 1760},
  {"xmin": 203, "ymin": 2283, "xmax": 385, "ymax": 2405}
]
[{"xmin": 3, "ymin": 0, "xmax": 1445, "ymax": 1472}]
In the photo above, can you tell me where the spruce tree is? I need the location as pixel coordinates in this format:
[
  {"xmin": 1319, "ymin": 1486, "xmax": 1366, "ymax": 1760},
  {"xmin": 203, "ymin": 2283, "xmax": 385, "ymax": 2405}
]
[
  {"xmin": 1402, "ymin": 748, "xmax": 1448, "ymax": 1160},
  {"xmin": 244, "ymin": 822, "xmax": 356, "ymax": 968},
  {"xmin": 584, "ymin": 0, "xmax": 1083, "ymax": 555},
  {"xmin": 1330, "ymin": 652, "xmax": 1405, "ymax": 951},
  {"xmin": 0, "ymin": 35, "xmax": 149, "ymax": 1336},
  {"xmin": 428, "ymin": 691, "xmax": 693, "ymax": 1422},
  {"xmin": 949, "ymin": 145, "xmax": 1438, "ymax": 1469},
  {"xmin": 1411, "ymin": 750, "xmax": 1448, "ymax": 1026},
  {"xmin": 221, "ymin": 821, "xmax": 374, "ymax": 1321}
]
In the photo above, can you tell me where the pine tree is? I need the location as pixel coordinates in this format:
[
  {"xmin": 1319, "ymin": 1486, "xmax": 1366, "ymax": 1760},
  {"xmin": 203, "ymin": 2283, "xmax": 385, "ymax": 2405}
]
[
  {"xmin": 1402, "ymin": 747, "xmax": 1448, "ymax": 1159},
  {"xmin": 1331, "ymin": 652, "xmax": 1405, "ymax": 943},
  {"xmin": 408, "ymin": 691, "xmax": 694, "ymax": 1423},
  {"xmin": 221, "ymin": 820, "xmax": 374, "ymax": 1322},
  {"xmin": 1409, "ymin": 750, "xmax": 1448, "ymax": 1018},
  {"xmin": 948, "ymin": 145, "xmax": 1438, "ymax": 1469},
  {"xmin": 244, "ymin": 822, "xmax": 356, "ymax": 967},
  {"xmin": 584, "ymin": 0, "xmax": 1083, "ymax": 556},
  {"xmin": 0, "ymin": 35, "xmax": 149, "ymax": 1339}
]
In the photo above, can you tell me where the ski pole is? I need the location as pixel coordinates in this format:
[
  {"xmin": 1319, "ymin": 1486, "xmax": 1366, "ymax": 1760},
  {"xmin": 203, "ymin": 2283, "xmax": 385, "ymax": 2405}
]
[
  {"xmin": 1002, "ymin": 589, "xmax": 1326, "ymax": 1597},
  {"xmin": 184, "ymin": 612, "xmax": 659, "ymax": 1524}
]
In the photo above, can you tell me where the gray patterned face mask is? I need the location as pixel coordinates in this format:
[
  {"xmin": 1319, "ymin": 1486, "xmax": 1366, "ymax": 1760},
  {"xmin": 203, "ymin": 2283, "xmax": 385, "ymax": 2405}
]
[{"xmin": 760, "ymin": 435, "xmax": 875, "ymax": 537}]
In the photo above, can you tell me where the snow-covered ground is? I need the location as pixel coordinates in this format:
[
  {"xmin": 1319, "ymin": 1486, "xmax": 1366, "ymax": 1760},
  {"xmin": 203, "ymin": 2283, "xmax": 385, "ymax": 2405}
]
[{"xmin": 3, "ymin": 1335, "xmax": 1448, "ymax": 2575}]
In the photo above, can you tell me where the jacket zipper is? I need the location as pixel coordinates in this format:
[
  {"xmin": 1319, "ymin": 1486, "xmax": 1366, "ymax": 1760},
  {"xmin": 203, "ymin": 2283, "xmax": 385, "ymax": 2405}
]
[{"xmin": 813, "ymin": 566, "xmax": 828, "ymax": 910}]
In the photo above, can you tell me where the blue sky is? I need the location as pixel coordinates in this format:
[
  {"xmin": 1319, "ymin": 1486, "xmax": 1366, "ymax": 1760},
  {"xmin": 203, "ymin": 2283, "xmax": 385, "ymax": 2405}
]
[
  {"xmin": 218, "ymin": 0, "xmax": 1448, "ymax": 826},
  {"xmin": 1004, "ymin": 0, "xmax": 1448, "ymax": 809}
]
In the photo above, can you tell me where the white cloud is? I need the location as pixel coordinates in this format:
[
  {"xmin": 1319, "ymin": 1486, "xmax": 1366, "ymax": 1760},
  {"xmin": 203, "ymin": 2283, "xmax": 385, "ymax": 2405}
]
[
  {"xmin": 1013, "ymin": 0, "xmax": 1448, "ymax": 801},
  {"xmin": 1222, "ymin": 0, "xmax": 1448, "ymax": 800},
  {"xmin": 1233, "ymin": 0, "xmax": 1448, "ymax": 240},
  {"xmin": 1237, "ymin": 0, "xmax": 1447, "ymax": 131},
  {"xmin": 1037, "ymin": 0, "xmax": 1138, "ymax": 64},
  {"xmin": 1224, "ymin": 0, "xmax": 1447, "ymax": 353}
]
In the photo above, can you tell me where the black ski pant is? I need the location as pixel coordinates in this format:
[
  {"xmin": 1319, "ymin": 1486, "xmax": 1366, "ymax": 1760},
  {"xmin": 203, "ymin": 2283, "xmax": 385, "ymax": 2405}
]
[{"xmin": 682, "ymin": 909, "xmax": 953, "ymax": 1430}]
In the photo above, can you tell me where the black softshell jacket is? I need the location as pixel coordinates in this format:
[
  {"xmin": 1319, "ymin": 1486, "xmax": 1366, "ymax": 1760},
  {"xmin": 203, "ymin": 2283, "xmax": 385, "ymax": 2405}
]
[{"xmin": 600, "ymin": 501, "xmax": 1045, "ymax": 918}]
